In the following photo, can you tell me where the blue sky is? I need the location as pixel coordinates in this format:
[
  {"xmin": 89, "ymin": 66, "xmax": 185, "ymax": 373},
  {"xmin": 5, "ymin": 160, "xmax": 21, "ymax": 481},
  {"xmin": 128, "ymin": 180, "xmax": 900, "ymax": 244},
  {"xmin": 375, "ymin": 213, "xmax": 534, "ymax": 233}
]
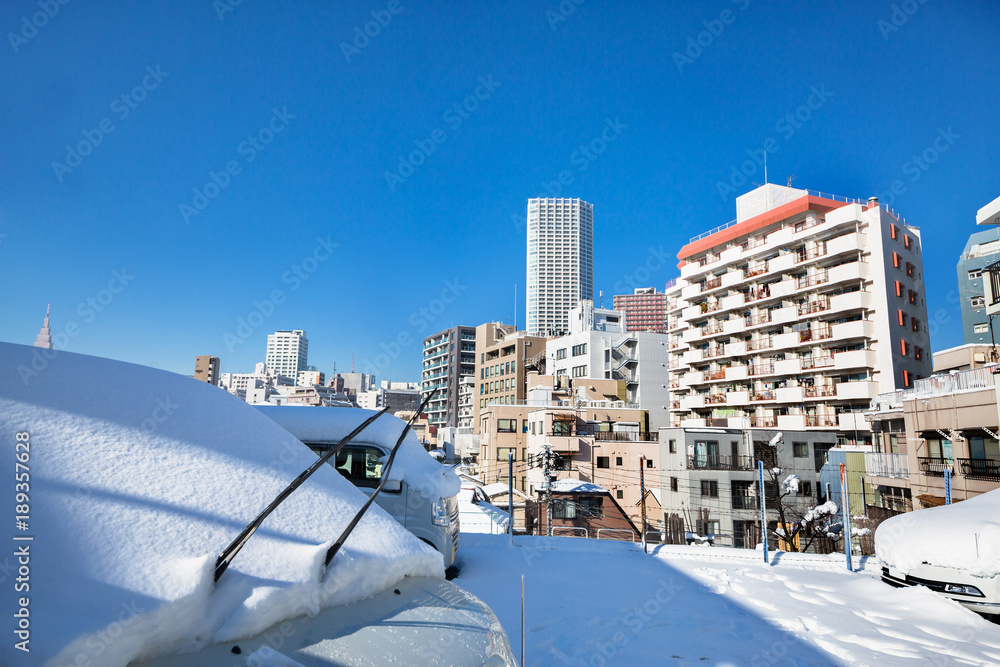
[{"xmin": 2, "ymin": 0, "xmax": 998, "ymax": 382}]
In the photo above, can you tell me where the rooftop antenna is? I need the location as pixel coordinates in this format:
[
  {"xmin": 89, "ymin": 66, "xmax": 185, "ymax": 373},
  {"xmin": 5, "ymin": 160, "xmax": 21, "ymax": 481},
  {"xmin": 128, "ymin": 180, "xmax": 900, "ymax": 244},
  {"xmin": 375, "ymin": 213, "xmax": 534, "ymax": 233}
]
[
  {"xmin": 763, "ymin": 152, "xmax": 768, "ymax": 185},
  {"xmin": 787, "ymin": 174, "xmax": 796, "ymax": 188},
  {"xmin": 599, "ymin": 290, "xmax": 604, "ymax": 308},
  {"xmin": 351, "ymin": 354, "xmax": 355, "ymax": 373},
  {"xmin": 515, "ymin": 283, "xmax": 517, "ymax": 330}
]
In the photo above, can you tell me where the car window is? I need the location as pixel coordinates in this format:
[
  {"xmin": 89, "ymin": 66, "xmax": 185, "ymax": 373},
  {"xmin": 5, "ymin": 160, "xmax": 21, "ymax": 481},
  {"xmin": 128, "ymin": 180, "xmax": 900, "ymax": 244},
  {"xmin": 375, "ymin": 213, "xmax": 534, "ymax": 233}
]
[{"xmin": 306, "ymin": 443, "xmax": 384, "ymax": 489}]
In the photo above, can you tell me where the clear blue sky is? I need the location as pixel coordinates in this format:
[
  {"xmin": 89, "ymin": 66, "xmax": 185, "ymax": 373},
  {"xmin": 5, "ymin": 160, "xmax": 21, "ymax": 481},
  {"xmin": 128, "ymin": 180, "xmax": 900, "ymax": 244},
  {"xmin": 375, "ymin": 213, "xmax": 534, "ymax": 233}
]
[{"xmin": 2, "ymin": 0, "xmax": 998, "ymax": 382}]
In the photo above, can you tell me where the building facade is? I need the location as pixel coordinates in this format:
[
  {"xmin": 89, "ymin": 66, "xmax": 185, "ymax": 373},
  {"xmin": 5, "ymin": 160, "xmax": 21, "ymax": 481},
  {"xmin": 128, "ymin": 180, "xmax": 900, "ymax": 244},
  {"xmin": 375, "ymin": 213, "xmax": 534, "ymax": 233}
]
[
  {"xmin": 613, "ymin": 287, "xmax": 669, "ymax": 333},
  {"xmin": 194, "ymin": 355, "xmax": 221, "ymax": 385},
  {"xmin": 957, "ymin": 229, "xmax": 1000, "ymax": 344},
  {"xmin": 265, "ymin": 330, "xmax": 308, "ymax": 379},
  {"xmin": 526, "ymin": 198, "xmax": 594, "ymax": 336},
  {"xmin": 666, "ymin": 184, "xmax": 932, "ymax": 441},
  {"xmin": 421, "ymin": 326, "xmax": 476, "ymax": 428},
  {"xmin": 297, "ymin": 369, "xmax": 325, "ymax": 387},
  {"xmin": 473, "ymin": 322, "xmax": 547, "ymax": 431}
]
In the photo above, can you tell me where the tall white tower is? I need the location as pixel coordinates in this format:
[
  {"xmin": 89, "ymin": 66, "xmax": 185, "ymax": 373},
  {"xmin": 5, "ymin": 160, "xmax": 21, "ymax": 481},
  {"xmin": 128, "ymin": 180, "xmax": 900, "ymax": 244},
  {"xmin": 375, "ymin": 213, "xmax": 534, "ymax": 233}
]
[
  {"xmin": 265, "ymin": 330, "xmax": 308, "ymax": 380},
  {"xmin": 34, "ymin": 304, "xmax": 53, "ymax": 349},
  {"xmin": 526, "ymin": 198, "xmax": 594, "ymax": 336}
]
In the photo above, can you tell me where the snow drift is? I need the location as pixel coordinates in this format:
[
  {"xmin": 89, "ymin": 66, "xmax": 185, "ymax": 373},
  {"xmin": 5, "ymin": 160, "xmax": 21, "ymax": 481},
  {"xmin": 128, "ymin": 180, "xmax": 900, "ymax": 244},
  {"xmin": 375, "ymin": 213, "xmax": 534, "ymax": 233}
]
[
  {"xmin": 0, "ymin": 343, "xmax": 443, "ymax": 666},
  {"xmin": 875, "ymin": 488, "xmax": 1000, "ymax": 578}
]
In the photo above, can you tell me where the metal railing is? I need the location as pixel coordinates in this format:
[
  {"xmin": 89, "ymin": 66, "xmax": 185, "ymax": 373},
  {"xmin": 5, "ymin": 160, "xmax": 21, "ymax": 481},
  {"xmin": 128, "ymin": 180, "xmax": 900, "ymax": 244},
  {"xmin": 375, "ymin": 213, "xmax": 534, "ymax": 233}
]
[
  {"xmin": 871, "ymin": 364, "xmax": 999, "ymax": 409},
  {"xmin": 689, "ymin": 219, "xmax": 738, "ymax": 243},
  {"xmin": 731, "ymin": 495, "xmax": 759, "ymax": 510},
  {"xmin": 918, "ymin": 457, "xmax": 952, "ymax": 477},
  {"xmin": 551, "ymin": 526, "xmax": 588, "ymax": 538},
  {"xmin": 957, "ymin": 458, "xmax": 1000, "ymax": 481},
  {"xmin": 596, "ymin": 528, "xmax": 637, "ymax": 542},
  {"xmin": 865, "ymin": 452, "xmax": 909, "ymax": 479},
  {"xmin": 688, "ymin": 454, "xmax": 754, "ymax": 471}
]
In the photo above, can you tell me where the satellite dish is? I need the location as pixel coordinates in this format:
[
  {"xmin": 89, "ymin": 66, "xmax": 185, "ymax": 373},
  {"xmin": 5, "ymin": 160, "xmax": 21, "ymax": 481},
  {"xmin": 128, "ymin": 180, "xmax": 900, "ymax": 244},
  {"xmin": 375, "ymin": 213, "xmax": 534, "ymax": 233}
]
[{"xmin": 769, "ymin": 432, "xmax": 783, "ymax": 447}]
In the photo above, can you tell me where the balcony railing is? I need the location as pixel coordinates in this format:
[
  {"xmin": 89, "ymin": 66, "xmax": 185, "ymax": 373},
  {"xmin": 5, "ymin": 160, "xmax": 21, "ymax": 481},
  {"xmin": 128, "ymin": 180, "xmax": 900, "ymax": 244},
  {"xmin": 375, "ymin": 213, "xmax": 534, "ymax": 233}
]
[
  {"xmin": 750, "ymin": 391, "xmax": 775, "ymax": 401},
  {"xmin": 744, "ymin": 313, "xmax": 772, "ymax": 326},
  {"xmin": 802, "ymin": 356, "xmax": 835, "ymax": 370},
  {"xmin": 702, "ymin": 346, "xmax": 725, "ymax": 358},
  {"xmin": 586, "ymin": 431, "xmax": 659, "ymax": 442},
  {"xmin": 748, "ymin": 364, "xmax": 774, "ymax": 376},
  {"xmin": 804, "ymin": 384, "xmax": 836, "ymax": 397},
  {"xmin": 745, "ymin": 263, "xmax": 768, "ymax": 278},
  {"xmin": 688, "ymin": 454, "xmax": 754, "ymax": 471},
  {"xmin": 741, "ymin": 236, "xmax": 766, "ymax": 251},
  {"xmin": 797, "ymin": 270, "xmax": 829, "ymax": 289},
  {"xmin": 798, "ymin": 299, "xmax": 831, "ymax": 315},
  {"xmin": 706, "ymin": 369, "xmax": 727, "ymax": 381},
  {"xmin": 805, "ymin": 415, "xmax": 836, "ymax": 427},
  {"xmin": 957, "ymin": 457, "xmax": 1000, "ymax": 481},
  {"xmin": 866, "ymin": 452, "xmax": 909, "ymax": 479},
  {"xmin": 731, "ymin": 495, "xmax": 759, "ymax": 510},
  {"xmin": 795, "ymin": 242, "xmax": 828, "ymax": 263},
  {"xmin": 701, "ymin": 323, "xmax": 725, "ymax": 336},
  {"xmin": 705, "ymin": 394, "xmax": 727, "ymax": 404},
  {"xmin": 752, "ymin": 417, "xmax": 777, "ymax": 428},
  {"xmin": 702, "ymin": 277, "xmax": 722, "ymax": 291},
  {"xmin": 919, "ymin": 457, "xmax": 952, "ymax": 477},
  {"xmin": 746, "ymin": 338, "xmax": 773, "ymax": 351},
  {"xmin": 798, "ymin": 327, "xmax": 832, "ymax": 343}
]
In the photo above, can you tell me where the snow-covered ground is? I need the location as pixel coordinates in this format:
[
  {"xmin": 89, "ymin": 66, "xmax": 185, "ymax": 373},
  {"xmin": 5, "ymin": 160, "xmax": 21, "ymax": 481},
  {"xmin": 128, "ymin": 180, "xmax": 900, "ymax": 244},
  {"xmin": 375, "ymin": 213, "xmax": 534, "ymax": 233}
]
[{"xmin": 456, "ymin": 534, "xmax": 1000, "ymax": 665}]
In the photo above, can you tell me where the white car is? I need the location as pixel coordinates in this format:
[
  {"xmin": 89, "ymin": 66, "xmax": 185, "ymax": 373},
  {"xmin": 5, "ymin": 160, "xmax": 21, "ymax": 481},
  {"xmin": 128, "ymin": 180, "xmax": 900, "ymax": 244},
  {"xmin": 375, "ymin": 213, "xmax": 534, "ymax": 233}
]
[{"xmin": 876, "ymin": 490, "xmax": 1000, "ymax": 618}]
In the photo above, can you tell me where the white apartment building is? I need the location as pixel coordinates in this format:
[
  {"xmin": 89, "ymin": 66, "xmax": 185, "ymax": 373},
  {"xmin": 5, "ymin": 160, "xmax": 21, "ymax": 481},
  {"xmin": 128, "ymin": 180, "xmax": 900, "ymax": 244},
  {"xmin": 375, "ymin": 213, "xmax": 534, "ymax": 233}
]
[
  {"xmin": 265, "ymin": 330, "xmax": 309, "ymax": 379},
  {"xmin": 297, "ymin": 369, "xmax": 325, "ymax": 387},
  {"xmin": 220, "ymin": 362, "xmax": 294, "ymax": 396},
  {"xmin": 526, "ymin": 198, "xmax": 594, "ymax": 336},
  {"xmin": 665, "ymin": 184, "xmax": 931, "ymax": 439},
  {"xmin": 458, "ymin": 375, "xmax": 475, "ymax": 429},
  {"xmin": 547, "ymin": 300, "xmax": 671, "ymax": 430}
]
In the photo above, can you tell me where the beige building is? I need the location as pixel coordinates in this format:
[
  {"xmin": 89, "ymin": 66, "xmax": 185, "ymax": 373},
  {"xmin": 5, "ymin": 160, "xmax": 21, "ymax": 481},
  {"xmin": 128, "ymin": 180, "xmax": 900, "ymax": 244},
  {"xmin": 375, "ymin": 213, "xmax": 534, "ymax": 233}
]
[
  {"xmin": 866, "ymin": 356, "xmax": 1000, "ymax": 510},
  {"xmin": 473, "ymin": 322, "xmax": 546, "ymax": 432},
  {"xmin": 194, "ymin": 355, "xmax": 221, "ymax": 386},
  {"xmin": 478, "ymin": 373, "xmax": 657, "ymax": 525}
]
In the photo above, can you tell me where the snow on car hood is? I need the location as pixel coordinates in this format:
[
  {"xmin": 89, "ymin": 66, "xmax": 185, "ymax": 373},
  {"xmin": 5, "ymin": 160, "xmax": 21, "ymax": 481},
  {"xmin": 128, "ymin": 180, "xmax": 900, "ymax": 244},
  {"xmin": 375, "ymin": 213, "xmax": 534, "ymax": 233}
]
[
  {"xmin": 254, "ymin": 405, "xmax": 460, "ymax": 502},
  {"xmin": 875, "ymin": 488, "xmax": 1000, "ymax": 578},
  {"xmin": 0, "ymin": 343, "xmax": 442, "ymax": 666}
]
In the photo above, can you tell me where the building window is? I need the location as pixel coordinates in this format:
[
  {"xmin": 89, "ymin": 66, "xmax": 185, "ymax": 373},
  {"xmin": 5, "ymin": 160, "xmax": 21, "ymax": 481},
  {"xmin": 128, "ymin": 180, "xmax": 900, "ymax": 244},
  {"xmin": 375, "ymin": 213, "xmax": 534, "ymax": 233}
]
[
  {"xmin": 497, "ymin": 419, "xmax": 516, "ymax": 433},
  {"xmin": 904, "ymin": 234, "xmax": 911, "ymax": 249},
  {"xmin": 616, "ymin": 456, "xmax": 623, "ymax": 466},
  {"xmin": 646, "ymin": 459, "xmax": 654, "ymax": 468},
  {"xmin": 970, "ymin": 269, "xmax": 983, "ymax": 280},
  {"xmin": 671, "ymin": 477, "xmax": 678, "ymax": 492},
  {"xmin": 892, "ymin": 252, "xmax": 900, "ymax": 269},
  {"xmin": 497, "ymin": 447, "xmax": 516, "ymax": 461},
  {"xmin": 900, "ymin": 339, "xmax": 907, "ymax": 356},
  {"xmin": 890, "ymin": 223, "xmax": 897, "ymax": 240},
  {"xmin": 971, "ymin": 296, "xmax": 986, "ymax": 308},
  {"xmin": 800, "ymin": 481, "xmax": 813, "ymax": 497},
  {"xmin": 572, "ymin": 343, "xmax": 587, "ymax": 356},
  {"xmin": 905, "ymin": 262, "xmax": 914, "ymax": 278},
  {"xmin": 793, "ymin": 442, "xmax": 808, "ymax": 458},
  {"xmin": 597, "ymin": 456, "xmax": 610, "ymax": 469},
  {"xmin": 974, "ymin": 323, "xmax": 989, "ymax": 334},
  {"xmin": 897, "ymin": 310, "xmax": 907, "ymax": 327},
  {"xmin": 669, "ymin": 439, "xmax": 676, "ymax": 454},
  {"xmin": 902, "ymin": 369, "xmax": 910, "ymax": 387},
  {"xmin": 700, "ymin": 480, "xmax": 718, "ymax": 497},
  {"xmin": 556, "ymin": 348, "xmax": 567, "ymax": 360},
  {"xmin": 572, "ymin": 365, "xmax": 587, "ymax": 378},
  {"xmin": 616, "ymin": 489, "xmax": 624, "ymax": 499},
  {"xmin": 552, "ymin": 420, "xmax": 572, "ymax": 436},
  {"xmin": 895, "ymin": 281, "xmax": 903, "ymax": 297},
  {"xmin": 523, "ymin": 419, "xmax": 529, "ymax": 433}
]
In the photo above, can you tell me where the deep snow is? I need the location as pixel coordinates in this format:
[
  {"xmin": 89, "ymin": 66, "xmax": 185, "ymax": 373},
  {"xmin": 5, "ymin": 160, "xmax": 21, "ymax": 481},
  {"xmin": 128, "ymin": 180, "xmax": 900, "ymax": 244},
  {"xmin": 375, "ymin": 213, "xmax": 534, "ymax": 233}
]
[
  {"xmin": 456, "ymin": 534, "xmax": 1000, "ymax": 665},
  {"xmin": 0, "ymin": 343, "xmax": 445, "ymax": 666}
]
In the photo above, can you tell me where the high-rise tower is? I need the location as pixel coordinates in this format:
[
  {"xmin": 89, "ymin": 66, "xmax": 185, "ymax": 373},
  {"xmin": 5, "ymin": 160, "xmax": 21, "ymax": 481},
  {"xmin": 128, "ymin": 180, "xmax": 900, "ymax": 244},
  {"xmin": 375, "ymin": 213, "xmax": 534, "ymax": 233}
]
[{"xmin": 34, "ymin": 304, "xmax": 53, "ymax": 349}]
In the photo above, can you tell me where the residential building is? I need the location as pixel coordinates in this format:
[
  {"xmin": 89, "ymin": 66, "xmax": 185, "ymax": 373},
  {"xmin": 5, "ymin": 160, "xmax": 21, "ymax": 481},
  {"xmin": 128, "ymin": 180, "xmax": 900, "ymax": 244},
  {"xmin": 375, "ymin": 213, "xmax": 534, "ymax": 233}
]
[
  {"xmin": 957, "ymin": 229, "xmax": 1000, "ymax": 344},
  {"xmin": 338, "ymin": 372, "xmax": 375, "ymax": 400},
  {"xmin": 535, "ymin": 479, "xmax": 641, "ymax": 539},
  {"xmin": 421, "ymin": 326, "xmax": 476, "ymax": 428},
  {"xmin": 613, "ymin": 287, "xmax": 669, "ymax": 333},
  {"xmin": 478, "ymin": 373, "xmax": 657, "ymax": 526},
  {"xmin": 34, "ymin": 304, "xmax": 52, "ymax": 349},
  {"xmin": 526, "ymin": 198, "xmax": 594, "ymax": 336},
  {"xmin": 220, "ymin": 362, "xmax": 293, "ymax": 397},
  {"xmin": 933, "ymin": 343, "xmax": 999, "ymax": 373},
  {"xmin": 657, "ymin": 427, "xmax": 836, "ymax": 549},
  {"xmin": 278, "ymin": 385, "xmax": 354, "ymax": 407},
  {"xmin": 546, "ymin": 300, "xmax": 671, "ymax": 430},
  {"xmin": 865, "ymin": 360, "xmax": 1000, "ymax": 511},
  {"xmin": 473, "ymin": 322, "xmax": 547, "ymax": 431},
  {"xmin": 265, "ymin": 330, "xmax": 308, "ymax": 379},
  {"xmin": 458, "ymin": 375, "xmax": 475, "ymax": 429},
  {"xmin": 666, "ymin": 184, "xmax": 932, "ymax": 440},
  {"xmin": 194, "ymin": 355, "xmax": 221, "ymax": 386},
  {"xmin": 297, "ymin": 369, "xmax": 325, "ymax": 387}
]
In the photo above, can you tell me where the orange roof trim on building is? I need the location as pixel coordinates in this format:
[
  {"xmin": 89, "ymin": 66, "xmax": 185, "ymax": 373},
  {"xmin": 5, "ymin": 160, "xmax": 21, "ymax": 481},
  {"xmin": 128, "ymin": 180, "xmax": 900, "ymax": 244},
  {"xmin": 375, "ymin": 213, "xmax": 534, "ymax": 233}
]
[{"xmin": 676, "ymin": 195, "xmax": 848, "ymax": 266}]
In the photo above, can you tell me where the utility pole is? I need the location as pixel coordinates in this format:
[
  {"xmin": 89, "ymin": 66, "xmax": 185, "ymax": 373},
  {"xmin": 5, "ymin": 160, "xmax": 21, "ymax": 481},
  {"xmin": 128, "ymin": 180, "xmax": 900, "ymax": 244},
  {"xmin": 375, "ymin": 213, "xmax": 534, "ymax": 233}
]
[
  {"xmin": 758, "ymin": 459, "xmax": 768, "ymax": 564},
  {"xmin": 841, "ymin": 463, "xmax": 853, "ymax": 572},
  {"xmin": 508, "ymin": 451, "xmax": 514, "ymax": 543},
  {"xmin": 639, "ymin": 456, "xmax": 647, "ymax": 554},
  {"xmin": 543, "ymin": 443, "xmax": 553, "ymax": 537}
]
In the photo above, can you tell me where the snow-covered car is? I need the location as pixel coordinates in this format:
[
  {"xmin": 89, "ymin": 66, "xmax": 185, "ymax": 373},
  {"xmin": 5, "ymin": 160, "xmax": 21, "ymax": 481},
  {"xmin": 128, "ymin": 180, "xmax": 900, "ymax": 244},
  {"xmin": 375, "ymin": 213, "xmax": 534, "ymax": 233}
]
[
  {"xmin": 0, "ymin": 343, "xmax": 513, "ymax": 666},
  {"xmin": 875, "ymin": 490, "xmax": 1000, "ymax": 618},
  {"xmin": 256, "ymin": 405, "xmax": 461, "ymax": 570}
]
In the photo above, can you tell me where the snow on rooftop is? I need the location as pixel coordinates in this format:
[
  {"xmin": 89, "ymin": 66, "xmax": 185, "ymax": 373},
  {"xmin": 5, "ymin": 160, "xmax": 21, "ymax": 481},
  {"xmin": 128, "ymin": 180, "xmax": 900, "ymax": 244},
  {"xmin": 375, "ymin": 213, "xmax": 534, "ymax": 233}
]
[
  {"xmin": 550, "ymin": 478, "xmax": 607, "ymax": 494},
  {"xmin": 0, "ymin": 343, "xmax": 442, "ymax": 665},
  {"xmin": 876, "ymin": 488, "xmax": 1000, "ymax": 578}
]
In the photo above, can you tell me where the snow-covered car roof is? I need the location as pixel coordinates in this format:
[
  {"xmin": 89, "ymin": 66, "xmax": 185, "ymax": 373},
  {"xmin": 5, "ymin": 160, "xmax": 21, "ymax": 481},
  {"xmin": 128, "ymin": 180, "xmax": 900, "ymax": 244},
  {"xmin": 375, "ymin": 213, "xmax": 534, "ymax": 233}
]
[
  {"xmin": 875, "ymin": 489, "xmax": 1000, "ymax": 578},
  {"xmin": 0, "ymin": 343, "xmax": 443, "ymax": 665},
  {"xmin": 254, "ymin": 405, "xmax": 460, "ymax": 502}
]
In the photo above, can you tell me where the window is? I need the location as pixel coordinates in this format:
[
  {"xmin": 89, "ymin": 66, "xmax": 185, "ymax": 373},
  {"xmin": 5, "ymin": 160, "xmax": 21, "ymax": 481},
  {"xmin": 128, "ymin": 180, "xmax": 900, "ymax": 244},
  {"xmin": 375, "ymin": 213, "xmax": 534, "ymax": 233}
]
[
  {"xmin": 898, "ymin": 311, "xmax": 907, "ymax": 327},
  {"xmin": 905, "ymin": 262, "xmax": 914, "ymax": 278},
  {"xmin": 669, "ymin": 439, "xmax": 676, "ymax": 454},
  {"xmin": 895, "ymin": 281, "xmax": 903, "ymax": 297},
  {"xmin": 908, "ymin": 289, "xmax": 917, "ymax": 305},
  {"xmin": 700, "ymin": 480, "xmax": 718, "ymax": 497},
  {"xmin": 971, "ymin": 296, "xmax": 986, "ymax": 308},
  {"xmin": 572, "ymin": 343, "xmax": 587, "ymax": 356},
  {"xmin": 572, "ymin": 365, "xmax": 587, "ymax": 378},
  {"xmin": 801, "ymin": 481, "xmax": 813, "ymax": 497},
  {"xmin": 497, "ymin": 447, "xmax": 516, "ymax": 461},
  {"xmin": 975, "ymin": 323, "xmax": 989, "ymax": 334},
  {"xmin": 497, "ymin": 419, "xmax": 516, "ymax": 433},
  {"xmin": 904, "ymin": 234, "xmax": 911, "ymax": 249},
  {"xmin": 646, "ymin": 459, "xmax": 654, "ymax": 468},
  {"xmin": 329, "ymin": 445, "xmax": 385, "ymax": 489},
  {"xmin": 970, "ymin": 269, "xmax": 983, "ymax": 280},
  {"xmin": 900, "ymin": 339, "xmax": 907, "ymax": 356},
  {"xmin": 892, "ymin": 252, "xmax": 900, "ymax": 268},
  {"xmin": 793, "ymin": 442, "xmax": 808, "ymax": 458},
  {"xmin": 616, "ymin": 489, "xmax": 624, "ymax": 499},
  {"xmin": 902, "ymin": 369, "xmax": 910, "ymax": 387},
  {"xmin": 671, "ymin": 477, "xmax": 678, "ymax": 492},
  {"xmin": 616, "ymin": 456, "xmax": 623, "ymax": 466},
  {"xmin": 890, "ymin": 223, "xmax": 898, "ymax": 240},
  {"xmin": 522, "ymin": 420, "xmax": 529, "ymax": 433},
  {"xmin": 597, "ymin": 456, "xmax": 610, "ymax": 469},
  {"xmin": 556, "ymin": 348, "xmax": 567, "ymax": 360},
  {"xmin": 552, "ymin": 420, "xmax": 572, "ymax": 436}
]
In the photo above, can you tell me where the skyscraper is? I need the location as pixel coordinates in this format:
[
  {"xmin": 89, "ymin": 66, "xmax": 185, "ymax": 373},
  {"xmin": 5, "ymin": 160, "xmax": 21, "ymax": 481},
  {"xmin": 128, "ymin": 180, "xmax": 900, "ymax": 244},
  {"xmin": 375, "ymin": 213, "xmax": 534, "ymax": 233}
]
[
  {"xmin": 526, "ymin": 198, "xmax": 593, "ymax": 336},
  {"xmin": 421, "ymin": 326, "xmax": 476, "ymax": 428},
  {"xmin": 265, "ymin": 330, "xmax": 308, "ymax": 380},
  {"xmin": 34, "ymin": 304, "xmax": 52, "ymax": 349}
]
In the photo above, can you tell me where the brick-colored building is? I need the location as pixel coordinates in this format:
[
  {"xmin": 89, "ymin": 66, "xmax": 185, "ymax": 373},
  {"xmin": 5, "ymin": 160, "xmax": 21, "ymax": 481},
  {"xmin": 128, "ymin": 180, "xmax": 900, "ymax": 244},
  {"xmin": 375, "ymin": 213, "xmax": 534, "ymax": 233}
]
[{"xmin": 613, "ymin": 287, "xmax": 669, "ymax": 333}]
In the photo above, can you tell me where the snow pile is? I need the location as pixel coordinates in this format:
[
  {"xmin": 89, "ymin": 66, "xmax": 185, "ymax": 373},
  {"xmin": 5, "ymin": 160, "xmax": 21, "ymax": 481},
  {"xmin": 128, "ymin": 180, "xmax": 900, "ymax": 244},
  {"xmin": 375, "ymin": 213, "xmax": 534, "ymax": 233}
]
[
  {"xmin": 458, "ymin": 488, "xmax": 511, "ymax": 534},
  {"xmin": 782, "ymin": 474, "xmax": 800, "ymax": 495},
  {"xmin": 550, "ymin": 478, "xmax": 606, "ymax": 493},
  {"xmin": 876, "ymin": 488, "xmax": 1000, "ymax": 578},
  {"xmin": 255, "ymin": 405, "xmax": 460, "ymax": 502},
  {"xmin": 802, "ymin": 500, "xmax": 838, "ymax": 524},
  {"xmin": 0, "ymin": 343, "xmax": 443, "ymax": 666}
]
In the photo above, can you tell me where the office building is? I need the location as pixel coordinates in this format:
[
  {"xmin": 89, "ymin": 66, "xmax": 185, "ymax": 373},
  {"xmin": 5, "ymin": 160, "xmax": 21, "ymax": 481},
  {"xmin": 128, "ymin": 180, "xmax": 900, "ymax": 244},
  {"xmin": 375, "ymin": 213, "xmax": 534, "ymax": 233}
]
[
  {"xmin": 265, "ymin": 330, "xmax": 308, "ymax": 379},
  {"xmin": 194, "ymin": 355, "xmax": 221, "ymax": 386},
  {"xmin": 957, "ymin": 196, "xmax": 1000, "ymax": 344},
  {"xmin": 526, "ymin": 198, "xmax": 594, "ymax": 336},
  {"xmin": 473, "ymin": 322, "xmax": 546, "ymax": 431}
]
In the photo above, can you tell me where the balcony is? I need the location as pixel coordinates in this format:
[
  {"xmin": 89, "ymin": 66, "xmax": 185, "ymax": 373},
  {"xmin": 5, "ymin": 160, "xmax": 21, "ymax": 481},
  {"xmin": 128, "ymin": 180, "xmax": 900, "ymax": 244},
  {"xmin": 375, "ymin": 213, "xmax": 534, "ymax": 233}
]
[
  {"xmin": 797, "ymin": 326, "xmax": 833, "ymax": 343},
  {"xmin": 748, "ymin": 363, "xmax": 774, "ymax": 376},
  {"xmin": 777, "ymin": 414, "xmax": 807, "ymax": 430},
  {"xmin": 804, "ymin": 384, "xmax": 837, "ymax": 398},
  {"xmin": 587, "ymin": 431, "xmax": 659, "ymax": 443},
  {"xmin": 701, "ymin": 277, "xmax": 722, "ymax": 292},
  {"xmin": 688, "ymin": 454, "xmax": 754, "ymax": 471},
  {"xmin": 836, "ymin": 380, "xmax": 880, "ymax": 400},
  {"xmin": 705, "ymin": 393, "xmax": 727, "ymax": 405},
  {"xmin": 744, "ymin": 313, "xmax": 772, "ymax": 328},
  {"xmin": 795, "ymin": 242, "xmax": 827, "ymax": 263},
  {"xmin": 745, "ymin": 263, "xmax": 768, "ymax": 279},
  {"xmin": 798, "ymin": 298, "xmax": 831, "ymax": 316},
  {"xmin": 752, "ymin": 417, "xmax": 777, "ymax": 428},
  {"xmin": 703, "ymin": 345, "xmax": 726, "ymax": 359},
  {"xmin": 919, "ymin": 457, "xmax": 952, "ymax": 477},
  {"xmin": 775, "ymin": 386, "xmax": 805, "ymax": 403},
  {"xmin": 705, "ymin": 369, "xmax": 728, "ymax": 381},
  {"xmin": 866, "ymin": 452, "xmax": 909, "ymax": 479},
  {"xmin": 834, "ymin": 349, "xmax": 878, "ymax": 370},
  {"xmin": 746, "ymin": 338, "xmax": 773, "ymax": 352},
  {"xmin": 726, "ymin": 390, "xmax": 750, "ymax": 405},
  {"xmin": 797, "ymin": 270, "xmax": 829, "ymax": 289},
  {"xmin": 801, "ymin": 356, "xmax": 835, "ymax": 370},
  {"xmin": 774, "ymin": 358, "xmax": 803, "ymax": 376},
  {"xmin": 750, "ymin": 390, "xmax": 775, "ymax": 402},
  {"xmin": 681, "ymin": 395, "xmax": 706, "ymax": 410},
  {"xmin": 726, "ymin": 366, "xmax": 749, "ymax": 382},
  {"xmin": 701, "ymin": 323, "xmax": 726, "ymax": 337},
  {"xmin": 957, "ymin": 458, "xmax": 1000, "ymax": 481},
  {"xmin": 805, "ymin": 415, "xmax": 837, "ymax": 428},
  {"xmin": 731, "ymin": 495, "xmax": 759, "ymax": 510}
]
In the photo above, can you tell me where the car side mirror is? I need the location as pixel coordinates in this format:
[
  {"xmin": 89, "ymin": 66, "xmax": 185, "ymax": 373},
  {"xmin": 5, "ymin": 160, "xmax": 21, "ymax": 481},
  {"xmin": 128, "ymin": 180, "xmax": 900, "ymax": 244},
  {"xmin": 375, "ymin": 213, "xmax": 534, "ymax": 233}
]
[{"xmin": 382, "ymin": 479, "xmax": 402, "ymax": 493}]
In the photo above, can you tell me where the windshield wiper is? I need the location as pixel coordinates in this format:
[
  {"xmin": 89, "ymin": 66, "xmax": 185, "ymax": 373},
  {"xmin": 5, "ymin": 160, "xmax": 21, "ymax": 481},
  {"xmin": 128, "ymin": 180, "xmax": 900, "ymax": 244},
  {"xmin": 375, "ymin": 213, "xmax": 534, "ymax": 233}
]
[
  {"xmin": 323, "ymin": 388, "xmax": 436, "ymax": 571},
  {"xmin": 214, "ymin": 407, "xmax": 390, "ymax": 583}
]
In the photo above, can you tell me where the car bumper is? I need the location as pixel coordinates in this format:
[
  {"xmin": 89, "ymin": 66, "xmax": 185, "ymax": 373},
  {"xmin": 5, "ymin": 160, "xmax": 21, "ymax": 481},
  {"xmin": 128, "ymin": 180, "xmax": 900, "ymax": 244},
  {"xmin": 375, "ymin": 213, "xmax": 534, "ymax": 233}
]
[{"xmin": 881, "ymin": 567, "xmax": 1000, "ymax": 616}]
